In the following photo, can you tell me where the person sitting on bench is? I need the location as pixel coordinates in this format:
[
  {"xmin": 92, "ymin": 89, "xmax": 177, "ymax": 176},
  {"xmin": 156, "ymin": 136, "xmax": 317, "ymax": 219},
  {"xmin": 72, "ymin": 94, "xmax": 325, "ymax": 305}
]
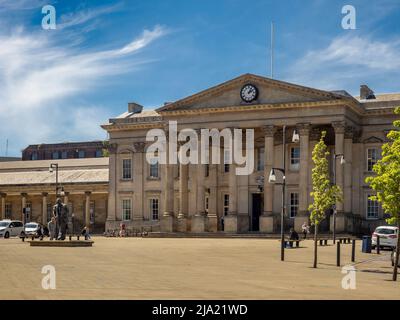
[{"xmin": 289, "ymin": 228, "xmax": 299, "ymax": 241}]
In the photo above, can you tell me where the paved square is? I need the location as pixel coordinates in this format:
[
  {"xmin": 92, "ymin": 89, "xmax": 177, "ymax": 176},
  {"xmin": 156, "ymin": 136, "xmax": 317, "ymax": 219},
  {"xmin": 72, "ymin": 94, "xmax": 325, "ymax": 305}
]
[{"xmin": 0, "ymin": 237, "xmax": 398, "ymax": 299}]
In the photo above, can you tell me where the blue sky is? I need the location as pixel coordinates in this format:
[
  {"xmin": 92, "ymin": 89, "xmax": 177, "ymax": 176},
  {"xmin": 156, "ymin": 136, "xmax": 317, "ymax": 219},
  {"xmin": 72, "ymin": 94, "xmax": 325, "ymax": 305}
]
[{"xmin": 1, "ymin": 0, "xmax": 400, "ymax": 156}]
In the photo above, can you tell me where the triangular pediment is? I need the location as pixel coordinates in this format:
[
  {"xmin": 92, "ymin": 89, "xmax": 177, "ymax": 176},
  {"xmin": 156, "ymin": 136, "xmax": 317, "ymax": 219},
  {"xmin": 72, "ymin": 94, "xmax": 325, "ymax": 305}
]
[{"xmin": 157, "ymin": 74, "xmax": 355, "ymax": 113}]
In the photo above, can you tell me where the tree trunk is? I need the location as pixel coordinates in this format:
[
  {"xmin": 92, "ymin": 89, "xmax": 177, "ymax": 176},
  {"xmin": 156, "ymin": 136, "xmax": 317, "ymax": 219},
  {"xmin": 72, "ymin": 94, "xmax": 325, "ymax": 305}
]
[
  {"xmin": 393, "ymin": 220, "xmax": 400, "ymax": 281},
  {"xmin": 313, "ymin": 223, "xmax": 318, "ymax": 268}
]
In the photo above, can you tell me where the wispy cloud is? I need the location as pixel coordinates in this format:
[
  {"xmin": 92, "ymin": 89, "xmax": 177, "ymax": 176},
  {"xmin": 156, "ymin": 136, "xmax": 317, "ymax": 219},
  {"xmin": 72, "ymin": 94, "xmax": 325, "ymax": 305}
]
[
  {"xmin": 0, "ymin": 1, "xmax": 168, "ymax": 155},
  {"xmin": 284, "ymin": 34, "xmax": 400, "ymax": 93},
  {"xmin": 58, "ymin": 2, "xmax": 122, "ymax": 29}
]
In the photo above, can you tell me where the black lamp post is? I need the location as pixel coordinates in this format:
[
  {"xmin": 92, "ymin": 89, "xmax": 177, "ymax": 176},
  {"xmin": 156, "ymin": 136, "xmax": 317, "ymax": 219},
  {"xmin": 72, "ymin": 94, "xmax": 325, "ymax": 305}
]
[
  {"xmin": 269, "ymin": 125, "xmax": 300, "ymax": 261},
  {"xmin": 332, "ymin": 153, "xmax": 345, "ymax": 244}
]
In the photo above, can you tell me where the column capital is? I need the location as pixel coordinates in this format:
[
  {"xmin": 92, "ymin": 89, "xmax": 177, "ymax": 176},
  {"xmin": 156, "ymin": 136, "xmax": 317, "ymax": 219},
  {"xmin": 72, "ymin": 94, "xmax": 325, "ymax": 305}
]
[
  {"xmin": 85, "ymin": 191, "xmax": 92, "ymax": 196},
  {"xmin": 296, "ymin": 123, "xmax": 311, "ymax": 135},
  {"xmin": 0, "ymin": 192, "xmax": 6, "ymax": 198},
  {"xmin": 133, "ymin": 142, "xmax": 146, "ymax": 153},
  {"xmin": 332, "ymin": 121, "xmax": 346, "ymax": 134},
  {"xmin": 262, "ymin": 125, "xmax": 276, "ymax": 137},
  {"xmin": 63, "ymin": 191, "xmax": 70, "ymax": 196},
  {"xmin": 21, "ymin": 193, "xmax": 27, "ymax": 197},
  {"xmin": 42, "ymin": 192, "xmax": 48, "ymax": 197}
]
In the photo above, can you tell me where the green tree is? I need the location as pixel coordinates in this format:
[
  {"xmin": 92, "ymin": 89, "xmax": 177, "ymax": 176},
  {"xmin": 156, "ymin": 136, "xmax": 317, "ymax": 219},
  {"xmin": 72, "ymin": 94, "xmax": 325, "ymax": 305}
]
[
  {"xmin": 309, "ymin": 131, "xmax": 342, "ymax": 268},
  {"xmin": 366, "ymin": 106, "xmax": 400, "ymax": 281},
  {"xmin": 102, "ymin": 140, "xmax": 110, "ymax": 157}
]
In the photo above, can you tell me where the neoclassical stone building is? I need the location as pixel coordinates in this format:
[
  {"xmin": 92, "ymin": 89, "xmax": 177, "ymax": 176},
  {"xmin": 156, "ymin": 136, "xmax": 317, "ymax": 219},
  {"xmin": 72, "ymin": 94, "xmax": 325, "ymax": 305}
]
[
  {"xmin": 0, "ymin": 158, "xmax": 109, "ymax": 233},
  {"xmin": 102, "ymin": 74, "xmax": 399, "ymax": 234}
]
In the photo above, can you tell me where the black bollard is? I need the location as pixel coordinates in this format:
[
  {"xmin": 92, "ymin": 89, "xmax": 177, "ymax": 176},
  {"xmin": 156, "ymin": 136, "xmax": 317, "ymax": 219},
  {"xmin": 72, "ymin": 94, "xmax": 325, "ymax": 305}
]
[
  {"xmin": 376, "ymin": 236, "xmax": 380, "ymax": 254},
  {"xmin": 31, "ymin": 236, "xmax": 35, "ymax": 241},
  {"xmin": 69, "ymin": 235, "xmax": 72, "ymax": 241},
  {"xmin": 77, "ymin": 235, "xmax": 80, "ymax": 240},
  {"xmin": 337, "ymin": 242, "xmax": 341, "ymax": 267},
  {"xmin": 22, "ymin": 236, "xmax": 25, "ymax": 242},
  {"xmin": 351, "ymin": 239, "xmax": 356, "ymax": 262}
]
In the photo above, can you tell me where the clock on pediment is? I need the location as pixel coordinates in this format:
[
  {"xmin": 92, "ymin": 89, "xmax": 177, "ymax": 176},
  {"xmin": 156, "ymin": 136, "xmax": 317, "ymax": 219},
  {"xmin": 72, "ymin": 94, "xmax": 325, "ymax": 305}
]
[{"xmin": 240, "ymin": 84, "xmax": 258, "ymax": 103}]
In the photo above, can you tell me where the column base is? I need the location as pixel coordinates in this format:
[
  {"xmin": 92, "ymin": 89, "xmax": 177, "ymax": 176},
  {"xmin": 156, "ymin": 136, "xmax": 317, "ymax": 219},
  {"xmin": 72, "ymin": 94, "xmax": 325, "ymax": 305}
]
[
  {"xmin": 259, "ymin": 215, "xmax": 275, "ymax": 233},
  {"xmin": 224, "ymin": 215, "xmax": 238, "ymax": 233},
  {"xmin": 176, "ymin": 217, "xmax": 187, "ymax": 232},
  {"xmin": 161, "ymin": 214, "xmax": 174, "ymax": 232},
  {"xmin": 191, "ymin": 215, "xmax": 206, "ymax": 233},
  {"xmin": 207, "ymin": 215, "xmax": 218, "ymax": 232}
]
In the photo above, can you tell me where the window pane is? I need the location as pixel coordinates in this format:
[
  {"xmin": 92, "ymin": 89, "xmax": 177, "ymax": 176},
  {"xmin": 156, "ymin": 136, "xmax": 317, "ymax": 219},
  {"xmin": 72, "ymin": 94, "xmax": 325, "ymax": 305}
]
[{"xmin": 122, "ymin": 159, "xmax": 132, "ymax": 179}]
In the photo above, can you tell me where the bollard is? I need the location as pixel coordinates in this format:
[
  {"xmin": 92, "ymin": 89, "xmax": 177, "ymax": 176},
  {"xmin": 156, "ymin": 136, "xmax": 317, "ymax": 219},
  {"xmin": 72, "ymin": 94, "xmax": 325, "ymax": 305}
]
[
  {"xmin": 22, "ymin": 236, "xmax": 25, "ymax": 242},
  {"xmin": 31, "ymin": 236, "xmax": 35, "ymax": 241},
  {"xmin": 77, "ymin": 235, "xmax": 80, "ymax": 240},
  {"xmin": 337, "ymin": 242, "xmax": 341, "ymax": 267},
  {"xmin": 376, "ymin": 236, "xmax": 380, "ymax": 254},
  {"xmin": 319, "ymin": 239, "xmax": 323, "ymax": 246},
  {"xmin": 69, "ymin": 235, "xmax": 72, "ymax": 241},
  {"xmin": 324, "ymin": 239, "xmax": 328, "ymax": 246},
  {"xmin": 351, "ymin": 239, "xmax": 356, "ymax": 262}
]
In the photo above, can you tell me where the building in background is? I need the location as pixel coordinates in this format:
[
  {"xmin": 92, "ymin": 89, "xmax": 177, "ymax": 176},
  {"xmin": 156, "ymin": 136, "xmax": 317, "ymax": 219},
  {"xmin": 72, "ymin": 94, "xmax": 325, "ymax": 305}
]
[
  {"xmin": 102, "ymin": 73, "xmax": 399, "ymax": 235},
  {"xmin": 0, "ymin": 157, "xmax": 20, "ymax": 162},
  {"xmin": 0, "ymin": 158, "xmax": 109, "ymax": 233},
  {"xmin": 22, "ymin": 141, "xmax": 107, "ymax": 161}
]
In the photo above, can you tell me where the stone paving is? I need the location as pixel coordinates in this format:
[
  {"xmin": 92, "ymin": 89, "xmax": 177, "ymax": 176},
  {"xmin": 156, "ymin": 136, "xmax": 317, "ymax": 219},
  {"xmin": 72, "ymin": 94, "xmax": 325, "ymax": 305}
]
[{"xmin": 0, "ymin": 236, "xmax": 398, "ymax": 299}]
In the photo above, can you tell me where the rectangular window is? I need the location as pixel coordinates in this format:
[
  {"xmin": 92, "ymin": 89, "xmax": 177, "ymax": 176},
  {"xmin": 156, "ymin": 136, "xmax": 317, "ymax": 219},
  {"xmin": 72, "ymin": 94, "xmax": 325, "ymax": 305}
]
[
  {"xmin": 25, "ymin": 202, "xmax": 32, "ymax": 222},
  {"xmin": 290, "ymin": 147, "xmax": 300, "ymax": 171},
  {"xmin": 205, "ymin": 196, "xmax": 209, "ymax": 214},
  {"xmin": 61, "ymin": 151, "xmax": 68, "ymax": 159},
  {"xmin": 122, "ymin": 199, "xmax": 132, "ymax": 221},
  {"xmin": 366, "ymin": 194, "xmax": 379, "ymax": 219},
  {"xmin": 31, "ymin": 152, "xmax": 38, "ymax": 160},
  {"xmin": 257, "ymin": 148, "xmax": 265, "ymax": 171},
  {"xmin": 289, "ymin": 193, "xmax": 299, "ymax": 218},
  {"xmin": 5, "ymin": 203, "xmax": 12, "ymax": 219},
  {"xmin": 52, "ymin": 151, "xmax": 59, "ymax": 159},
  {"xmin": 223, "ymin": 194, "xmax": 229, "ymax": 216},
  {"xmin": 95, "ymin": 150, "xmax": 103, "ymax": 158},
  {"xmin": 150, "ymin": 198, "xmax": 159, "ymax": 220},
  {"xmin": 150, "ymin": 161, "xmax": 159, "ymax": 178},
  {"xmin": 122, "ymin": 159, "xmax": 132, "ymax": 180},
  {"xmin": 367, "ymin": 148, "xmax": 378, "ymax": 172},
  {"xmin": 78, "ymin": 150, "xmax": 85, "ymax": 158}
]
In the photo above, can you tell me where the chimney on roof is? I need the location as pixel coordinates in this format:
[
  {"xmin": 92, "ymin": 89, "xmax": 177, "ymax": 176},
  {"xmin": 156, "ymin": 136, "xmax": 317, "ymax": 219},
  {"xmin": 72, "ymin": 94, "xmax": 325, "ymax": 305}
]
[
  {"xmin": 128, "ymin": 102, "xmax": 143, "ymax": 114},
  {"xmin": 360, "ymin": 85, "xmax": 376, "ymax": 100}
]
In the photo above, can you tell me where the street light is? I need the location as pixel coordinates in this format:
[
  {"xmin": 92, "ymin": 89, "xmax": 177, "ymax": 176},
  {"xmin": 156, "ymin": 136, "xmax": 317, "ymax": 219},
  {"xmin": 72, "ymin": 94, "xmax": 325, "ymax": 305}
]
[
  {"xmin": 268, "ymin": 126, "xmax": 299, "ymax": 261},
  {"xmin": 332, "ymin": 153, "xmax": 345, "ymax": 244}
]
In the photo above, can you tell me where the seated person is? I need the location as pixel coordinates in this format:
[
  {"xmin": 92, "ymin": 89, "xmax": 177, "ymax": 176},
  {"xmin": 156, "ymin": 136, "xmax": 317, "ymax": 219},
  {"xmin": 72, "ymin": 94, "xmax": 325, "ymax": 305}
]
[{"xmin": 289, "ymin": 228, "xmax": 299, "ymax": 241}]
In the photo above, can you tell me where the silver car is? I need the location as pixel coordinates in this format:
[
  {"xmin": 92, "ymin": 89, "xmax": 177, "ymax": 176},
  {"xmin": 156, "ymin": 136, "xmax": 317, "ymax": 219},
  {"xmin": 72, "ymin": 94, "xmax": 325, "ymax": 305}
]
[{"xmin": 0, "ymin": 220, "xmax": 25, "ymax": 238}]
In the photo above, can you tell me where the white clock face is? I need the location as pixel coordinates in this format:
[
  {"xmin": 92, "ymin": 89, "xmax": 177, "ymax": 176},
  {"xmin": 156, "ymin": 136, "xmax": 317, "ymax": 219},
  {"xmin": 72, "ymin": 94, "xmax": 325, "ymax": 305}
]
[{"xmin": 240, "ymin": 84, "xmax": 258, "ymax": 102}]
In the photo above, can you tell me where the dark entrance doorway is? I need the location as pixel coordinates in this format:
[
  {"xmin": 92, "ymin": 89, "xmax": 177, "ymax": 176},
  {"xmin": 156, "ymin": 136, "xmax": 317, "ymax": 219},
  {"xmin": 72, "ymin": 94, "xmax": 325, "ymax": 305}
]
[{"xmin": 251, "ymin": 193, "xmax": 263, "ymax": 231}]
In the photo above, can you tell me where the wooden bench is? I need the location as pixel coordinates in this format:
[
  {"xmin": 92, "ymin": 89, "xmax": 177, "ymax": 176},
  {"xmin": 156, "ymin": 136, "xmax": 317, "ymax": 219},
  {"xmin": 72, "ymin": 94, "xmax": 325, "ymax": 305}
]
[
  {"xmin": 338, "ymin": 237, "xmax": 351, "ymax": 244},
  {"xmin": 281, "ymin": 239, "xmax": 302, "ymax": 248},
  {"xmin": 319, "ymin": 239, "xmax": 328, "ymax": 246}
]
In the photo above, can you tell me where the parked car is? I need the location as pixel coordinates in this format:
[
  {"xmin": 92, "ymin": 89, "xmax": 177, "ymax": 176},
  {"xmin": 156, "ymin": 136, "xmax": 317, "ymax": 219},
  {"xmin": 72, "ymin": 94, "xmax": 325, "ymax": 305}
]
[
  {"xmin": 0, "ymin": 220, "xmax": 25, "ymax": 239},
  {"xmin": 372, "ymin": 226, "xmax": 398, "ymax": 249},
  {"xmin": 24, "ymin": 222, "xmax": 42, "ymax": 238}
]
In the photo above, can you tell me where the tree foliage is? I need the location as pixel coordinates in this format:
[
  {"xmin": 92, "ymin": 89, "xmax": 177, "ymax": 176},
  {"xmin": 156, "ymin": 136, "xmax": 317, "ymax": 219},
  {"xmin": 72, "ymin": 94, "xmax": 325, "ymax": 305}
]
[
  {"xmin": 366, "ymin": 107, "xmax": 400, "ymax": 225},
  {"xmin": 308, "ymin": 131, "xmax": 342, "ymax": 225}
]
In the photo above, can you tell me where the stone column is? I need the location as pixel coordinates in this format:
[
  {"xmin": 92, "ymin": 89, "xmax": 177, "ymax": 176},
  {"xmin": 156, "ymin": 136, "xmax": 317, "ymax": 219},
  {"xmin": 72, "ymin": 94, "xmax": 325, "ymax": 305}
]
[
  {"xmin": 295, "ymin": 123, "xmax": 310, "ymax": 232},
  {"xmin": 106, "ymin": 143, "xmax": 118, "ymax": 229},
  {"xmin": 85, "ymin": 191, "xmax": 91, "ymax": 227},
  {"xmin": 192, "ymin": 131, "xmax": 206, "ymax": 232},
  {"xmin": 21, "ymin": 193, "xmax": 27, "ymax": 223},
  {"xmin": 177, "ymin": 142, "xmax": 188, "ymax": 232},
  {"xmin": 260, "ymin": 125, "xmax": 276, "ymax": 232},
  {"xmin": 332, "ymin": 121, "xmax": 346, "ymax": 232},
  {"xmin": 42, "ymin": 192, "xmax": 48, "ymax": 224},
  {"xmin": 207, "ymin": 163, "xmax": 218, "ymax": 232},
  {"xmin": 225, "ymin": 129, "xmax": 238, "ymax": 233},
  {"xmin": 63, "ymin": 192, "xmax": 72, "ymax": 232},
  {"xmin": 161, "ymin": 134, "xmax": 174, "ymax": 232},
  {"xmin": 133, "ymin": 142, "xmax": 145, "ymax": 223},
  {"xmin": 0, "ymin": 193, "xmax": 6, "ymax": 220},
  {"xmin": 344, "ymin": 127, "xmax": 354, "ymax": 230}
]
